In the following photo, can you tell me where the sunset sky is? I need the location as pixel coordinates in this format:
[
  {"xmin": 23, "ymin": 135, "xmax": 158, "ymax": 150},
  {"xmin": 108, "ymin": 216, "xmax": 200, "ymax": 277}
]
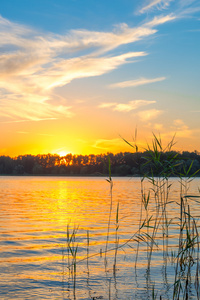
[{"xmin": 0, "ymin": 0, "xmax": 200, "ymax": 157}]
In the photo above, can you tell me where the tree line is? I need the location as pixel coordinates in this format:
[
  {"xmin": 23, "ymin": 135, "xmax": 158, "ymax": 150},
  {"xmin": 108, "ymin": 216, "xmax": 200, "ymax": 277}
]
[{"xmin": 0, "ymin": 150, "xmax": 200, "ymax": 176}]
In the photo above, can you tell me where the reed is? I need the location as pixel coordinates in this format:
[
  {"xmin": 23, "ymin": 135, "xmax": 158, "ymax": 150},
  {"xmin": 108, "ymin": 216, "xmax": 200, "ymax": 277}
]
[
  {"xmin": 62, "ymin": 133, "xmax": 200, "ymax": 299},
  {"xmin": 105, "ymin": 155, "xmax": 113, "ymax": 268},
  {"xmin": 139, "ymin": 134, "xmax": 200, "ymax": 299},
  {"xmin": 173, "ymin": 194, "xmax": 200, "ymax": 299},
  {"xmin": 113, "ymin": 200, "xmax": 119, "ymax": 274},
  {"xmin": 66, "ymin": 224, "xmax": 79, "ymax": 299}
]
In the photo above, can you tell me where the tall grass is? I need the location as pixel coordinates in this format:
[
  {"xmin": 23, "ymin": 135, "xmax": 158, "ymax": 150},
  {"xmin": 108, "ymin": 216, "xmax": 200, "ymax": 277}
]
[
  {"xmin": 62, "ymin": 134, "xmax": 200, "ymax": 299},
  {"xmin": 105, "ymin": 156, "xmax": 113, "ymax": 269},
  {"xmin": 66, "ymin": 224, "xmax": 79, "ymax": 299}
]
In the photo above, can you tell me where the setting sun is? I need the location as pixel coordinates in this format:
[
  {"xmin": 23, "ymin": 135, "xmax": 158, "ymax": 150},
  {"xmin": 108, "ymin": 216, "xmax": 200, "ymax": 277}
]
[{"xmin": 54, "ymin": 149, "xmax": 73, "ymax": 157}]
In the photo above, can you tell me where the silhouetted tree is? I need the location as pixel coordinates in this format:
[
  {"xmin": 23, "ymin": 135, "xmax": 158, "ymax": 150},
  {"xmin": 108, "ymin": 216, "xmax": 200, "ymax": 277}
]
[{"xmin": 0, "ymin": 150, "xmax": 199, "ymax": 176}]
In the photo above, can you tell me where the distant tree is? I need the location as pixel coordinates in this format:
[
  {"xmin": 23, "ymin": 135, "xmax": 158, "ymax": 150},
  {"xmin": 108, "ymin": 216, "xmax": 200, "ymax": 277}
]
[
  {"xmin": 32, "ymin": 163, "xmax": 44, "ymax": 174},
  {"xmin": 0, "ymin": 149, "xmax": 199, "ymax": 176},
  {"xmin": 80, "ymin": 166, "xmax": 88, "ymax": 175},
  {"xmin": 115, "ymin": 164, "xmax": 131, "ymax": 176},
  {"xmin": 0, "ymin": 156, "xmax": 14, "ymax": 174},
  {"xmin": 13, "ymin": 164, "xmax": 24, "ymax": 175}
]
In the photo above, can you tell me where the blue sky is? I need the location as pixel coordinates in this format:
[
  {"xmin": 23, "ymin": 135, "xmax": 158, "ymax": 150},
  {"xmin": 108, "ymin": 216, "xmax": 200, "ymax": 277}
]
[{"xmin": 0, "ymin": 0, "xmax": 200, "ymax": 156}]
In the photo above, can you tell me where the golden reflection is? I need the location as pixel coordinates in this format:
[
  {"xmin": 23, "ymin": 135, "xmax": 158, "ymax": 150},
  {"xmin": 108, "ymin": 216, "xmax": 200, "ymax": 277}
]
[{"xmin": 1, "ymin": 177, "xmax": 200, "ymax": 299}]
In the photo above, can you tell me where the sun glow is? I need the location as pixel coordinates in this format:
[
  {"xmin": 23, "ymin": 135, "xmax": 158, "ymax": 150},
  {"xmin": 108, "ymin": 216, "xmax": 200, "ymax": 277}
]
[
  {"xmin": 52, "ymin": 148, "xmax": 73, "ymax": 157},
  {"xmin": 58, "ymin": 150, "xmax": 70, "ymax": 157}
]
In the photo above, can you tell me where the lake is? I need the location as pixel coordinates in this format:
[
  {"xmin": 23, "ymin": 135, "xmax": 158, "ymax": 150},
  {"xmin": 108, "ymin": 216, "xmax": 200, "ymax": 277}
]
[{"xmin": 0, "ymin": 176, "xmax": 200, "ymax": 299}]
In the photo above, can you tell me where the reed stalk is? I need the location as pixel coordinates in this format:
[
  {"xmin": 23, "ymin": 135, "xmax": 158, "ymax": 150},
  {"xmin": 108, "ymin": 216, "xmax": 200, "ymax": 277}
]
[
  {"xmin": 62, "ymin": 132, "xmax": 200, "ymax": 300},
  {"xmin": 113, "ymin": 200, "xmax": 119, "ymax": 274},
  {"xmin": 105, "ymin": 156, "xmax": 113, "ymax": 268}
]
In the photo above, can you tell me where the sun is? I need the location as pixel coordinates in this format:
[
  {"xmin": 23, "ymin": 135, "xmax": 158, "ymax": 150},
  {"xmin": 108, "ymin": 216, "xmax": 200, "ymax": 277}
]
[
  {"xmin": 57, "ymin": 150, "xmax": 69, "ymax": 157},
  {"xmin": 51, "ymin": 147, "xmax": 73, "ymax": 157}
]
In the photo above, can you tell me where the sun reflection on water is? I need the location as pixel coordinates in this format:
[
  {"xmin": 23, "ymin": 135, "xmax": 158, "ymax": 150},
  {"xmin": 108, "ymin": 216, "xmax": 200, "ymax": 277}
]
[{"xmin": 0, "ymin": 176, "xmax": 199, "ymax": 299}]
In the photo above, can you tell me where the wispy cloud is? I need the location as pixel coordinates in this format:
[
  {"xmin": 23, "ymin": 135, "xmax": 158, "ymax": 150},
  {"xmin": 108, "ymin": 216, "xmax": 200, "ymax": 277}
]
[
  {"xmin": 0, "ymin": 12, "xmax": 176, "ymax": 122},
  {"xmin": 68, "ymin": 23, "xmax": 156, "ymax": 55},
  {"xmin": 178, "ymin": 5, "xmax": 200, "ymax": 17},
  {"xmin": 179, "ymin": 0, "xmax": 198, "ymax": 8},
  {"xmin": 92, "ymin": 137, "xmax": 146, "ymax": 152},
  {"xmin": 153, "ymin": 119, "xmax": 199, "ymax": 141},
  {"xmin": 140, "ymin": 0, "xmax": 174, "ymax": 14},
  {"xmin": 42, "ymin": 52, "xmax": 147, "ymax": 90},
  {"xmin": 138, "ymin": 109, "xmax": 163, "ymax": 121},
  {"xmin": 0, "ymin": 1, "xmax": 198, "ymax": 125},
  {"xmin": 99, "ymin": 100, "xmax": 156, "ymax": 112},
  {"xmin": 1, "ymin": 118, "xmax": 57, "ymax": 124},
  {"xmin": 146, "ymin": 14, "xmax": 176, "ymax": 26},
  {"xmin": 170, "ymin": 119, "xmax": 192, "ymax": 138},
  {"xmin": 92, "ymin": 138, "xmax": 122, "ymax": 150},
  {"xmin": 92, "ymin": 138, "xmax": 132, "ymax": 151},
  {"xmin": 109, "ymin": 77, "xmax": 166, "ymax": 88},
  {"xmin": 139, "ymin": 0, "xmax": 200, "ymax": 19},
  {"xmin": 172, "ymin": 119, "xmax": 189, "ymax": 131}
]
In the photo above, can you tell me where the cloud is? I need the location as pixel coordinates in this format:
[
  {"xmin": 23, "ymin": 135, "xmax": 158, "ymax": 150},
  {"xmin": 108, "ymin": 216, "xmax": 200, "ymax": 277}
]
[
  {"xmin": 138, "ymin": 109, "xmax": 163, "ymax": 121},
  {"xmin": 0, "ymin": 92, "xmax": 74, "ymax": 122},
  {"xmin": 92, "ymin": 138, "xmax": 128, "ymax": 151},
  {"xmin": 1, "ymin": 118, "xmax": 57, "ymax": 124},
  {"xmin": 169, "ymin": 119, "xmax": 193, "ymax": 138},
  {"xmin": 139, "ymin": 0, "xmax": 200, "ymax": 21},
  {"xmin": 109, "ymin": 77, "xmax": 166, "ymax": 88},
  {"xmin": 99, "ymin": 103, "xmax": 117, "ymax": 109},
  {"xmin": 41, "ymin": 52, "xmax": 147, "ymax": 90},
  {"xmin": 146, "ymin": 14, "xmax": 176, "ymax": 26},
  {"xmin": 68, "ymin": 24, "xmax": 156, "ymax": 55},
  {"xmin": 99, "ymin": 100, "xmax": 156, "ymax": 112},
  {"xmin": 92, "ymin": 137, "xmax": 146, "ymax": 152},
  {"xmin": 0, "ymin": 12, "xmax": 176, "ymax": 122},
  {"xmin": 179, "ymin": 0, "xmax": 198, "ymax": 8},
  {"xmin": 154, "ymin": 119, "xmax": 200, "ymax": 140},
  {"xmin": 172, "ymin": 119, "xmax": 189, "ymax": 131},
  {"xmin": 140, "ymin": 0, "xmax": 174, "ymax": 14},
  {"xmin": 178, "ymin": 6, "xmax": 200, "ymax": 16}
]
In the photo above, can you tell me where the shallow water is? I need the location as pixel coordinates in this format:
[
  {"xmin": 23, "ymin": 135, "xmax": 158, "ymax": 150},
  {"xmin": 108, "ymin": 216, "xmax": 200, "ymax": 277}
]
[{"xmin": 0, "ymin": 176, "xmax": 200, "ymax": 299}]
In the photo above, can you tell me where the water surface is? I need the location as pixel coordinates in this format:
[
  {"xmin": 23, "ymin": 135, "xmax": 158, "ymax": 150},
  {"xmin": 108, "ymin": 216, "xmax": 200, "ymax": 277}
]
[{"xmin": 0, "ymin": 176, "xmax": 200, "ymax": 299}]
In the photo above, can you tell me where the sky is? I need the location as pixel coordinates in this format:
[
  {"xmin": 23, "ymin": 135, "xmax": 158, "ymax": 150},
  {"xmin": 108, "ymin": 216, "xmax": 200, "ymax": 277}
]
[{"xmin": 0, "ymin": 0, "xmax": 200, "ymax": 157}]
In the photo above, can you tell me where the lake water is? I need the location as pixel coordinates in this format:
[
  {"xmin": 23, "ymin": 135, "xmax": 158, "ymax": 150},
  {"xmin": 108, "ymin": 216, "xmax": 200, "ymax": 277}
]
[{"xmin": 0, "ymin": 176, "xmax": 200, "ymax": 299}]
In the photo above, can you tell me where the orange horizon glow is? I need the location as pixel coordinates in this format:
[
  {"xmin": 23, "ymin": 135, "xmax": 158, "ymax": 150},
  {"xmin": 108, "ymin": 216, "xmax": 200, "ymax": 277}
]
[{"xmin": 2, "ymin": 131, "xmax": 199, "ymax": 159}]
